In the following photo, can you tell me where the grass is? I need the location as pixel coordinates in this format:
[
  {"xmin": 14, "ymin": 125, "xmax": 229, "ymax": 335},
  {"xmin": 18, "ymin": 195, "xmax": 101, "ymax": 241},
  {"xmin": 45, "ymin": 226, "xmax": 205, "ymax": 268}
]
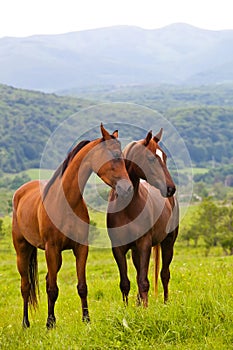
[
  {"xmin": 178, "ymin": 167, "xmax": 209, "ymax": 175},
  {"xmin": 25, "ymin": 168, "xmax": 53, "ymax": 181},
  {"xmin": 0, "ymin": 215, "xmax": 233, "ymax": 349}
]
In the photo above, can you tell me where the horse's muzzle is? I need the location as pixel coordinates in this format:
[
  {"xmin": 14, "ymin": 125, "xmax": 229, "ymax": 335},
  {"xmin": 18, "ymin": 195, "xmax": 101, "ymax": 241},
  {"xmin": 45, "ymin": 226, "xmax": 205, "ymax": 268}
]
[{"xmin": 116, "ymin": 179, "xmax": 133, "ymax": 198}]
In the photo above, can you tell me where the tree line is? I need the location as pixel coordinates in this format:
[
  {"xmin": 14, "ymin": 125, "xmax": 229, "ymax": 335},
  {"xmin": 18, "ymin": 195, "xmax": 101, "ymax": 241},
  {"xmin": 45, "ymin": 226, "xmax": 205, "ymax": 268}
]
[{"xmin": 180, "ymin": 198, "xmax": 233, "ymax": 255}]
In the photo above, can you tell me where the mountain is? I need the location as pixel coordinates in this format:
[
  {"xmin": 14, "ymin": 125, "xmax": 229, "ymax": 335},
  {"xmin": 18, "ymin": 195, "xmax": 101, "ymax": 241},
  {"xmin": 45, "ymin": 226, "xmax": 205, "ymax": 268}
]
[{"xmin": 1, "ymin": 23, "xmax": 233, "ymax": 91}]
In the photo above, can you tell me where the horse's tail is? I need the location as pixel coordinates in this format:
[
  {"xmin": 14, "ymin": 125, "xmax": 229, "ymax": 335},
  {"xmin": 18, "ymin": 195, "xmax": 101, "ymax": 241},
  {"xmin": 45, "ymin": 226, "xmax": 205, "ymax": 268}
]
[
  {"xmin": 28, "ymin": 247, "xmax": 39, "ymax": 309},
  {"xmin": 153, "ymin": 245, "xmax": 160, "ymax": 297}
]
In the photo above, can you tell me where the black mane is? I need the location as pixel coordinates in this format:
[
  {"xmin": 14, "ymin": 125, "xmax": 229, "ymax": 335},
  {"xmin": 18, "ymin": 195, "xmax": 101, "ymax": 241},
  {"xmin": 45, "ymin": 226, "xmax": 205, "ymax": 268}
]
[{"xmin": 43, "ymin": 140, "xmax": 90, "ymax": 200}]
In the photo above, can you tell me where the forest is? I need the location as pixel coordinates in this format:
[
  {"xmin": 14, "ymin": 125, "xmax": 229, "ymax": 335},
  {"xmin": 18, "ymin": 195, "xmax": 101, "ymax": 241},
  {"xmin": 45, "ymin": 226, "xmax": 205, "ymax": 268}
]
[{"xmin": 0, "ymin": 83, "xmax": 233, "ymax": 172}]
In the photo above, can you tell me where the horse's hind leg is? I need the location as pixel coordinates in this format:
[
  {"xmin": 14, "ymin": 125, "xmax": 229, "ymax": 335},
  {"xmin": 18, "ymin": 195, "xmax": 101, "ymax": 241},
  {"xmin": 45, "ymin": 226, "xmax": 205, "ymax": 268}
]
[
  {"xmin": 14, "ymin": 239, "xmax": 35, "ymax": 328},
  {"xmin": 45, "ymin": 244, "xmax": 62, "ymax": 329},
  {"xmin": 160, "ymin": 228, "xmax": 178, "ymax": 303}
]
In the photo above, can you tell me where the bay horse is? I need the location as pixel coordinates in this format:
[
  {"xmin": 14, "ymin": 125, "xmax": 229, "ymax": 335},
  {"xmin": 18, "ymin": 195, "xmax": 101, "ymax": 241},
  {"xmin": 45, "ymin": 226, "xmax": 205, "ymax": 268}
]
[
  {"xmin": 12, "ymin": 124, "xmax": 133, "ymax": 328},
  {"xmin": 107, "ymin": 129, "xmax": 179, "ymax": 307}
]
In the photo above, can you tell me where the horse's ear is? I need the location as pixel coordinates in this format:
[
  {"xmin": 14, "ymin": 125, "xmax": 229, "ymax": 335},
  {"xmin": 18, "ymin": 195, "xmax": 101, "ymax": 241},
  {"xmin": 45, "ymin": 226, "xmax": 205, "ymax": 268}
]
[
  {"xmin": 112, "ymin": 129, "xmax": 118, "ymax": 138},
  {"xmin": 100, "ymin": 123, "xmax": 111, "ymax": 140},
  {"xmin": 153, "ymin": 128, "xmax": 163, "ymax": 143},
  {"xmin": 144, "ymin": 130, "xmax": 152, "ymax": 146}
]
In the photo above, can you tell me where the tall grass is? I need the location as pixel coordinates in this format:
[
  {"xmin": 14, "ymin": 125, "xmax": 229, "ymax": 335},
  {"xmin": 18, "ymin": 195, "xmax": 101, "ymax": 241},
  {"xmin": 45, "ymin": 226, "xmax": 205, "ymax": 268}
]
[{"xmin": 0, "ymin": 218, "xmax": 233, "ymax": 349}]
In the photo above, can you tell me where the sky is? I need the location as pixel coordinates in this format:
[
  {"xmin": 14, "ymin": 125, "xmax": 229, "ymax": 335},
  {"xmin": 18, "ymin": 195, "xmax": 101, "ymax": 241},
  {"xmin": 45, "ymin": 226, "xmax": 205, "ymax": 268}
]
[{"xmin": 0, "ymin": 0, "xmax": 233, "ymax": 38}]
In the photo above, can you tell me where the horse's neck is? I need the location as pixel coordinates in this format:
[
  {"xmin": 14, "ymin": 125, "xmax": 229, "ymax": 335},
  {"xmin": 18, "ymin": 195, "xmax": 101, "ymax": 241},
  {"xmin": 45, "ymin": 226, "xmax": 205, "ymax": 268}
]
[
  {"xmin": 126, "ymin": 163, "xmax": 141, "ymax": 191},
  {"xmin": 60, "ymin": 140, "xmax": 98, "ymax": 207}
]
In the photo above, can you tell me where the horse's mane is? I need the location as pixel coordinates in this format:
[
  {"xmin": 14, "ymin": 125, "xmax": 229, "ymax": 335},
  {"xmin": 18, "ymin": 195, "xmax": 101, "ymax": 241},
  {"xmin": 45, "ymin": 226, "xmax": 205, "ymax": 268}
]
[
  {"xmin": 43, "ymin": 140, "xmax": 90, "ymax": 200},
  {"xmin": 123, "ymin": 141, "xmax": 137, "ymax": 159}
]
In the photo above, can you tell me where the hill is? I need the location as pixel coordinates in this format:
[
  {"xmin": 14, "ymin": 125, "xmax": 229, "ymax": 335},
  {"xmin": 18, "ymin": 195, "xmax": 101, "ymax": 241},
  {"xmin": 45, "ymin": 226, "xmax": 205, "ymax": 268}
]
[
  {"xmin": 0, "ymin": 83, "xmax": 233, "ymax": 175},
  {"xmin": 0, "ymin": 84, "xmax": 93, "ymax": 172},
  {"xmin": 1, "ymin": 24, "xmax": 233, "ymax": 91}
]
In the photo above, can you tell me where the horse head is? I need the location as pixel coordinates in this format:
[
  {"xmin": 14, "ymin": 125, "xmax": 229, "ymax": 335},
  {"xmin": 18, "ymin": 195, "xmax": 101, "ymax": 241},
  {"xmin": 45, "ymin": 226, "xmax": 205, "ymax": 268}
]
[
  {"xmin": 89, "ymin": 124, "xmax": 133, "ymax": 198},
  {"xmin": 124, "ymin": 128, "xmax": 176, "ymax": 198}
]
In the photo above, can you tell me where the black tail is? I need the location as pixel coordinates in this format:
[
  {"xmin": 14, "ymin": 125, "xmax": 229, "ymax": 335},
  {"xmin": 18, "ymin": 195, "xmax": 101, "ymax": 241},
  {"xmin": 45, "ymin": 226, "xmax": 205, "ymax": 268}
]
[{"xmin": 28, "ymin": 248, "xmax": 39, "ymax": 309}]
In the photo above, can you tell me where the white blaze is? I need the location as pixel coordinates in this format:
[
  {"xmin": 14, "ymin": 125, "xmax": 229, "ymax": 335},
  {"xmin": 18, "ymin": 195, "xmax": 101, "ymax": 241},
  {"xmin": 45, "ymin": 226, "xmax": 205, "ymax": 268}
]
[{"xmin": 156, "ymin": 148, "xmax": 163, "ymax": 162}]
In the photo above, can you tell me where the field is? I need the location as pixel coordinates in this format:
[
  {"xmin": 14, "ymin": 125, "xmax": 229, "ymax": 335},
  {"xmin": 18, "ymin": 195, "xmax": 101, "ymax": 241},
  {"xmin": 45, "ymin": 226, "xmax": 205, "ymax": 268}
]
[{"xmin": 0, "ymin": 214, "xmax": 233, "ymax": 349}]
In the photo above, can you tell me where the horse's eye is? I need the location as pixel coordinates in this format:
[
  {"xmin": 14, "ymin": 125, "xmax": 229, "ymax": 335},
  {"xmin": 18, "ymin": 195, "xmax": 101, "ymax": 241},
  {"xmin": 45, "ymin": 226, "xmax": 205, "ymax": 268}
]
[
  {"xmin": 147, "ymin": 156, "xmax": 155, "ymax": 162},
  {"xmin": 112, "ymin": 150, "xmax": 121, "ymax": 159}
]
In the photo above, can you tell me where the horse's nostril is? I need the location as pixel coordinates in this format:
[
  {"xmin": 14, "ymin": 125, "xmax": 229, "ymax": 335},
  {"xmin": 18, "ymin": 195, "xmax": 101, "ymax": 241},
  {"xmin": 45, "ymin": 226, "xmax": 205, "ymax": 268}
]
[
  {"xmin": 116, "ymin": 180, "xmax": 133, "ymax": 198},
  {"xmin": 167, "ymin": 186, "xmax": 176, "ymax": 197}
]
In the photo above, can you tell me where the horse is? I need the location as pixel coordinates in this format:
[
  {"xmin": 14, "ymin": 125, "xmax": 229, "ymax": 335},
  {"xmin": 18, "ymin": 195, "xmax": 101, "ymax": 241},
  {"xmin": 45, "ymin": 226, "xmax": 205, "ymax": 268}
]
[
  {"xmin": 107, "ymin": 129, "xmax": 179, "ymax": 307},
  {"xmin": 12, "ymin": 124, "xmax": 133, "ymax": 329}
]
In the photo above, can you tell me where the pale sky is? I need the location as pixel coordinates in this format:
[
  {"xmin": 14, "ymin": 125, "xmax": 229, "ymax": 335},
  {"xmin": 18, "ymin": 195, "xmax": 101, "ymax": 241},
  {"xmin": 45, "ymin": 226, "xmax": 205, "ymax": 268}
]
[{"xmin": 0, "ymin": 0, "xmax": 233, "ymax": 38}]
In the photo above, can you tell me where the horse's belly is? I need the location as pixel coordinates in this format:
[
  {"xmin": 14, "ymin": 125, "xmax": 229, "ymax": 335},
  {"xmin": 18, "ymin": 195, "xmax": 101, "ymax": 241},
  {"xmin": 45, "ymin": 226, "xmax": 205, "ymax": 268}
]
[{"xmin": 23, "ymin": 231, "xmax": 45, "ymax": 249}]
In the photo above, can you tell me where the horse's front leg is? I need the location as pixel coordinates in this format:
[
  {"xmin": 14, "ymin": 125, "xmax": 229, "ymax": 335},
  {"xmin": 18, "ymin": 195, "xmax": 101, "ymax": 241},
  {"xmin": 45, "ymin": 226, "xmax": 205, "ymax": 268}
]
[
  {"xmin": 135, "ymin": 239, "xmax": 152, "ymax": 307},
  {"xmin": 131, "ymin": 246, "xmax": 141, "ymax": 306},
  {"xmin": 45, "ymin": 243, "xmax": 62, "ymax": 329},
  {"xmin": 73, "ymin": 244, "xmax": 90, "ymax": 322},
  {"xmin": 160, "ymin": 228, "xmax": 178, "ymax": 303},
  {"xmin": 112, "ymin": 246, "xmax": 130, "ymax": 305}
]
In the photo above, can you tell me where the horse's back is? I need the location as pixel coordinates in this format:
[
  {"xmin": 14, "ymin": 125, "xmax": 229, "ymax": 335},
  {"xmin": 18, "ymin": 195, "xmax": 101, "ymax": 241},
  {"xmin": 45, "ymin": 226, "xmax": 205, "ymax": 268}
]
[{"xmin": 12, "ymin": 180, "xmax": 45, "ymax": 248}]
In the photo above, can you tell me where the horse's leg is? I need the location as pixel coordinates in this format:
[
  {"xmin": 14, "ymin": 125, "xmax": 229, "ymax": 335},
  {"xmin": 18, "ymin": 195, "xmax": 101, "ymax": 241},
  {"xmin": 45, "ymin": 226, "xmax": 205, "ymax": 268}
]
[
  {"xmin": 135, "ymin": 243, "xmax": 151, "ymax": 308},
  {"xmin": 160, "ymin": 228, "xmax": 178, "ymax": 303},
  {"xmin": 131, "ymin": 247, "xmax": 141, "ymax": 305},
  {"xmin": 45, "ymin": 244, "xmax": 62, "ymax": 329},
  {"xmin": 15, "ymin": 241, "xmax": 35, "ymax": 328},
  {"xmin": 73, "ymin": 244, "xmax": 89, "ymax": 322},
  {"xmin": 112, "ymin": 246, "xmax": 130, "ymax": 305}
]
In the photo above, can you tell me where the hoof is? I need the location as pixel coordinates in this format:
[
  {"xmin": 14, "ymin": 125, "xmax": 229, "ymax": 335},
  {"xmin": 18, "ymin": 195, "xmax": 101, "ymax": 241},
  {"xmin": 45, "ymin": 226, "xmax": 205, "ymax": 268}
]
[
  {"xmin": 22, "ymin": 319, "xmax": 30, "ymax": 329},
  {"xmin": 46, "ymin": 315, "xmax": 56, "ymax": 329},
  {"xmin": 123, "ymin": 294, "xmax": 128, "ymax": 306},
  {"xmin": 136, "ymin": 294, "xmax": 141, "ymax": 307},
  {"xmin": 82, "ymin": 314, "xmax": 90, "ymax": 323}
]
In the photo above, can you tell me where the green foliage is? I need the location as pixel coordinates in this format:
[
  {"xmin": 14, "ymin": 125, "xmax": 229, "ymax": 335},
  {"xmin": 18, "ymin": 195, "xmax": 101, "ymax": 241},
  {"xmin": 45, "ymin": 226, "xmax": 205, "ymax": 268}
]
[
  {"xmin": 0, "ymin": 216, "xmax": 11, "ymax": 238},
  {"xmin": 217, "ymin": 204, "xmax": 233, "ymax": 255},
  {"xmin": 180, "ymin": 199, "xmax": 233, "ymax": 255},
  {"xmin": 0, "ymin": 189, "xmax": 13, "ymax": 216},
  {"xmin": 0, "ymin": 84, "xmax": 92, "ymax": 173},
  {"xmin": 0, "ymin": 173, "xmax": 31, "ymax": 191},
  {"xmin": 1, "ymin": 83, "xmax": 233, "ymax": 174},
  {"xmin": 167, "ymin": 106, "xmax": 233, "ymax": 166},
  {"xmin": 88, "ymin": 219, "xmax": 101, "ymax": 244},
  {"xmin": 194, "ymin": 164, "xmax": 233, "ymax": 187}
]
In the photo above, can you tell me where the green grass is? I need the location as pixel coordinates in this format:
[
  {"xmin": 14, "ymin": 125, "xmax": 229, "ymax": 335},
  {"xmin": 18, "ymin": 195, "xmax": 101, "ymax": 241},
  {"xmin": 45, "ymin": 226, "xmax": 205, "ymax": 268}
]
[
  {"xmin": 179, "ymin": 167, "xmax": 209, "ymax": 175},
  {"xmin": 23, "ymin": 168, "xmax": 53, "ymax": 181},
  {"xmin": 1, "ymin": 216, "xmax": 233, "ymax": 349}
]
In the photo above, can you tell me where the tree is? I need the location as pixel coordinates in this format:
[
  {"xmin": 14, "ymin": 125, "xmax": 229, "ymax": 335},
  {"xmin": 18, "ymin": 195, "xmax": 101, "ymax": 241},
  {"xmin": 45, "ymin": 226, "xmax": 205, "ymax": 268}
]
[
  {"xmin": 88, "ymin": 220, "xmax": 101, "ymax": 244},
  {"xmin": 218, "ymin": 203, "xmax": 233, "ymax": 255},
  {"xmin": 197, "ymin": 197, "xmax": 221, "ymax": 255}
]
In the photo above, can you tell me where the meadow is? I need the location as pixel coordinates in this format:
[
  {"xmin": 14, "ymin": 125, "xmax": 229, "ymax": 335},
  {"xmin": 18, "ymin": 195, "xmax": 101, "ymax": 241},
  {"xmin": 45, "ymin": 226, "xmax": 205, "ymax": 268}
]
[{"xmin": 0, "ymin": 213, "xmax": 233, "ymax": 350}]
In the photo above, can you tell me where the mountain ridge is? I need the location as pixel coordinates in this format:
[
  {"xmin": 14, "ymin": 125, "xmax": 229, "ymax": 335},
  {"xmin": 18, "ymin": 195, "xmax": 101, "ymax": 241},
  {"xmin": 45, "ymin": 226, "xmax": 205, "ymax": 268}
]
[{"xmin": 1, "ymin": 23, "xmax": 233, "ymax": 91}]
